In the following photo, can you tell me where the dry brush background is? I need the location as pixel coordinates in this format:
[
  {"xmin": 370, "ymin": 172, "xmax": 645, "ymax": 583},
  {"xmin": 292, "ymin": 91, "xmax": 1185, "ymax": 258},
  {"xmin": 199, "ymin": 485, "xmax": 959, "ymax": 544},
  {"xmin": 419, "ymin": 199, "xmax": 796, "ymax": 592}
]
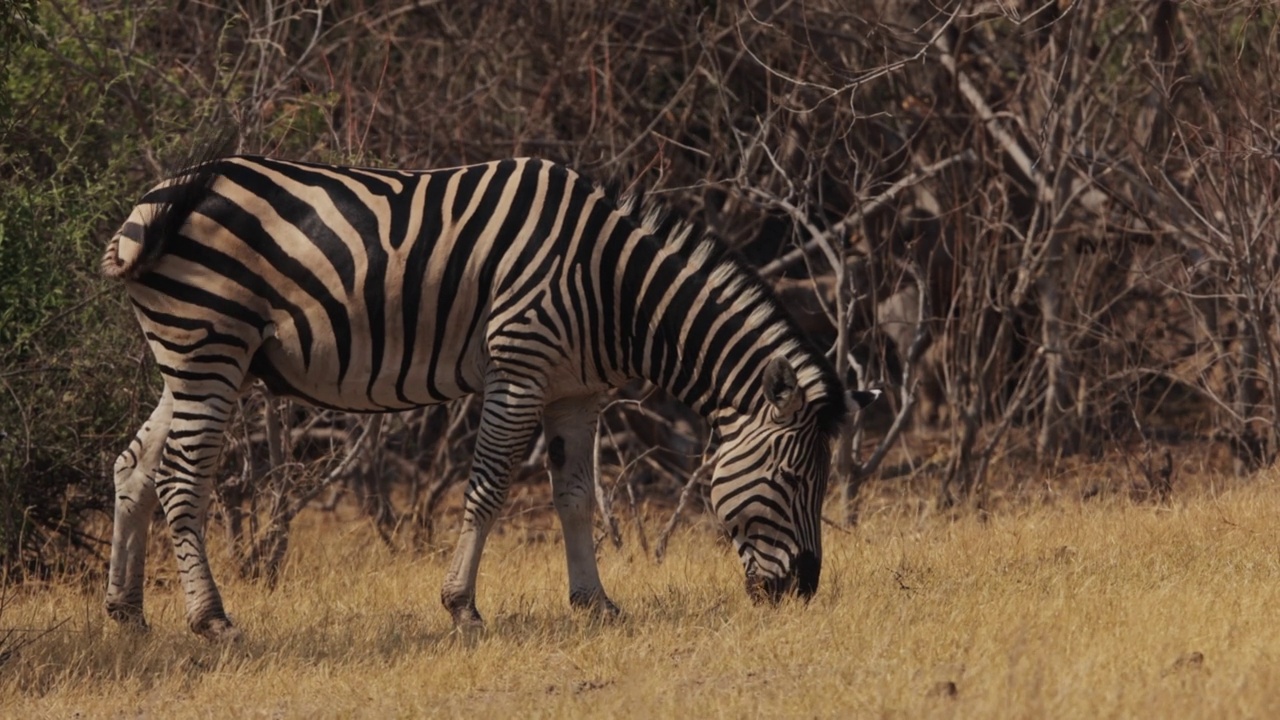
[{"xmin": 2, "ymin": 0, "xmax": 1280, "ymax": 716}]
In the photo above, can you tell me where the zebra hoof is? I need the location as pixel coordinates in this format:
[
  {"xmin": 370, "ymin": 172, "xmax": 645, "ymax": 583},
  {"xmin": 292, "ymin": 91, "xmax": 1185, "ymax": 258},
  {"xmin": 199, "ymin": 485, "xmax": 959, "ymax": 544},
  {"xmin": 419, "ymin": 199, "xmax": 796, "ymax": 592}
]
[
  {"xmin": 570, "ymin": 590, "xmax": 622, "ymax": 620},
  {"xmin": 105, "ymin": 601, "xmax": 149, "ymax": 632},
  {"xmin": 191, "ymin": 615, "xmax": 242, "ymax": 643},
  {"xmin": 442, "ymin": 593, "xmax": 484, "ymax": 629}
]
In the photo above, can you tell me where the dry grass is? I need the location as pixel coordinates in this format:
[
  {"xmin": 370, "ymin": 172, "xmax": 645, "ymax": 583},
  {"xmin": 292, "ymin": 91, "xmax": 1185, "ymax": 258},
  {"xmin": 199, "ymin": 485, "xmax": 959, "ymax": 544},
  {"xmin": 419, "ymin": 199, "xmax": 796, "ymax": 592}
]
[{"xmin": 4, "ymin": 472, "xmax": 1280, "ymax": 719}]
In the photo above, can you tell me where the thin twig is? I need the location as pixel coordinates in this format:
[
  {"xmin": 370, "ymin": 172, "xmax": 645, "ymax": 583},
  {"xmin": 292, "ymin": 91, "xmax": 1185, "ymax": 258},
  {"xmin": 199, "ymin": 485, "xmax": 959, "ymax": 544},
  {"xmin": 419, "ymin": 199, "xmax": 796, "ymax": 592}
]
[
  {"xmin": 654, "ymin": 462, "xmax": 714, "ymax": 562},
  {"xmin": 756, "ymin": 151, "xmax": 975, "ymax": 279}
]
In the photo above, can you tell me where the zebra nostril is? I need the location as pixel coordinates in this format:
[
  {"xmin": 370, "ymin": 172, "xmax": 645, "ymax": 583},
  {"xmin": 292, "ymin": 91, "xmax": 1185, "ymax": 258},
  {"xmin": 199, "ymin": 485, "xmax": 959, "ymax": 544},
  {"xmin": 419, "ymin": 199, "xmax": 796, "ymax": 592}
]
[
  {"xmin": 794, "ymin": 550, "xmax": 820, "ymax": 599},
  {"xmin": 745, "ymin": 574, "xmax": 788, "ymax": 604}
]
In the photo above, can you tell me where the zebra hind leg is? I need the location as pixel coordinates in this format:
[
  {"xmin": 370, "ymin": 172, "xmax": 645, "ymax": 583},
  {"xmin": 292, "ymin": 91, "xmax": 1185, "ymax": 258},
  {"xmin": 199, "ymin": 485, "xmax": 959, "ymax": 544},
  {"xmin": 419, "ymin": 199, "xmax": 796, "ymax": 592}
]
[
  {"xmin": 440, "ymin": 376, "xmax": 544, "ymax": 628},
  {"xmin": 542, "ymin": 396, "xmax": 620, "ymax": 618},
  {"xmin": 104, "ymin": 387, "xmax": 174, "ymax": 630},
  {"xmin": 154, "ymin": 384, "xmax": 241, "ymax": 641}
]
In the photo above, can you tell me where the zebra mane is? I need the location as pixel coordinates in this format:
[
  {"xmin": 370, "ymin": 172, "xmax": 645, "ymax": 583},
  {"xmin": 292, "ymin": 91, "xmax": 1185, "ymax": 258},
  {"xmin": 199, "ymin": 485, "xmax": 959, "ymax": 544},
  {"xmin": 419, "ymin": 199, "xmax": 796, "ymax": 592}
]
[{"xmin": 608, "ymin": 182, "xmax": 850, "ymax": 439}]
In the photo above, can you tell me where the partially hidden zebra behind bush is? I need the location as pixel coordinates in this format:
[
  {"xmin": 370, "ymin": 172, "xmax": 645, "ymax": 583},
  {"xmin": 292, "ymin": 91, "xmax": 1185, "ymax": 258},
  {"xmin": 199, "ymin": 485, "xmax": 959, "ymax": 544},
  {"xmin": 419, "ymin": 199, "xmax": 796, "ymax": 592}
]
[{"xmin": 101, "ymin": 153, "xmax": 881, "ymax": 640}]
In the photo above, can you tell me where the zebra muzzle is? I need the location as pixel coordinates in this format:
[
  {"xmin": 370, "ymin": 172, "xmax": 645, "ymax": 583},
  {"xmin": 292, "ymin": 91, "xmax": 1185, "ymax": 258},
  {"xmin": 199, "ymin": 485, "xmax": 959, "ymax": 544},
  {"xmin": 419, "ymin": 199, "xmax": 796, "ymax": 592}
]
[
  {"xmin": 744, "ymin": 550, "xmax": 820, "ymax": 603},
  {"xmin": 745, "ymin": 572, "xmax": 791, "ymax": 604}
]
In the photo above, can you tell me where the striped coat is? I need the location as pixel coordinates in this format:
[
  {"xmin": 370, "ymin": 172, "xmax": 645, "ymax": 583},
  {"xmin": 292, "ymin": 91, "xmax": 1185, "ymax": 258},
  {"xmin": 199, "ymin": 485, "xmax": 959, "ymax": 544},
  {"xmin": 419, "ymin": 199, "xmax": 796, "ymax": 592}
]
[{"xmin": 102, "ymin": 155, "xmax": 874, "ymax": 639}]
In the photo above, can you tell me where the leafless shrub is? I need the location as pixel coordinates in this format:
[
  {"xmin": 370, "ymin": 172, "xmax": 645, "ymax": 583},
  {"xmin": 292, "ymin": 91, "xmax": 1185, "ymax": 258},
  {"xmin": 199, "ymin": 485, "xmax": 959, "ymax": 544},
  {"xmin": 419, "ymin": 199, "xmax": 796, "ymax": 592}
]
[{"xmin": 16, "ymin": 0, "xmax": 1275, "ymax": 570}]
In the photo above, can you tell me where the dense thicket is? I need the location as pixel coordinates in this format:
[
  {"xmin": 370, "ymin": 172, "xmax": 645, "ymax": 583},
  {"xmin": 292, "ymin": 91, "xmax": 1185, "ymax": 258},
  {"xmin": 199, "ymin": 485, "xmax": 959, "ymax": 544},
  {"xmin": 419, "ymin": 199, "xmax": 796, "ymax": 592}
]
[{"xmin": 2, "ymin": 1, "xmax": 1277, "ymax": 577}]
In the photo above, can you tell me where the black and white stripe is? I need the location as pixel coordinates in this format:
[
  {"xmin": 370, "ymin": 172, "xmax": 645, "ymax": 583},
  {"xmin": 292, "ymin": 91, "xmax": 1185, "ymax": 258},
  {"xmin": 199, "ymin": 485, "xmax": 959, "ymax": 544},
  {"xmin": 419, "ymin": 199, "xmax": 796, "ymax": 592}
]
[{"xmin": 101, "ymin": 155, "xmax": 873, "ymax": 638}]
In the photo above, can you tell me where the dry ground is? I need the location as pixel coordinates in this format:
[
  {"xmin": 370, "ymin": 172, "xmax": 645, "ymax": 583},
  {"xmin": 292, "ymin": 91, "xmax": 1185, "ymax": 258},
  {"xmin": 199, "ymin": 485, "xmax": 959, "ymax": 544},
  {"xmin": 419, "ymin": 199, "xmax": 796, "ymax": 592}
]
[{"xmin": 4, "ymin": 471, "xmax": 1280, "ymax": 719}]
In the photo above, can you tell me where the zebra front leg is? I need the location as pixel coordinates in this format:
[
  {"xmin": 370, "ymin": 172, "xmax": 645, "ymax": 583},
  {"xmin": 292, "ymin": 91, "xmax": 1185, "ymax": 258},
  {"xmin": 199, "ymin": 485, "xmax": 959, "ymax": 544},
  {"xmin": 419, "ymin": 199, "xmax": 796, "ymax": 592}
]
[
  {"xmin": 542, "ymin": 395, "xmax": 619, "ymax": 617},
  {"xmin": 441, "ymin": 377, "xmax": 543, "ymax": 627},
  {"xmin": 105, "ymin": 387, "xmax": 174, "ymax": 629},
  {"xmin": 155, "ymin": 388, "xmax": 239, "ymax": 641}
]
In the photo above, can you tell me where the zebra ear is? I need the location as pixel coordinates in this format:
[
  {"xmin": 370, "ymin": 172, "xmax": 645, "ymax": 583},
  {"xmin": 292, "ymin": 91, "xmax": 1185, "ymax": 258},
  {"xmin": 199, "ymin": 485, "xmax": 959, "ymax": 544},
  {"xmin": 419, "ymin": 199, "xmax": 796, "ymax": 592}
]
[
  {"xmin": 763, "ymin": 357, "xmax": 804, "ymax": 419},
  {"xmin": 847, "ymin": 388, "xmax": 883, "ymax": 410}
]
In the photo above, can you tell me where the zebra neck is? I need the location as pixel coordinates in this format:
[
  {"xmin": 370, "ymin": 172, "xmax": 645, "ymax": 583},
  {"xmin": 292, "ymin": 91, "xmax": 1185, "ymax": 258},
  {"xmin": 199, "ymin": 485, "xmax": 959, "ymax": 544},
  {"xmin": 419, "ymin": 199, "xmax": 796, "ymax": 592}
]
[
  {"xmin": 607, "ymin": 238, "xmax": 803, "ymax": 422},
  {"xmin": 588, "ymin": 194, "xmax": 842, "ymax": 433}
]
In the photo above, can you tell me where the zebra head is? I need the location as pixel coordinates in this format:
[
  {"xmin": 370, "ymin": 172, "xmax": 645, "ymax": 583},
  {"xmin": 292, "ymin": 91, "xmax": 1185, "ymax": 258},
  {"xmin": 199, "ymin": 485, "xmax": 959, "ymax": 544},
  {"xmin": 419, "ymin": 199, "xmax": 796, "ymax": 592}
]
[{"xmin": 709, "ymin": 356, "xmax": 876, "ymax": 603}]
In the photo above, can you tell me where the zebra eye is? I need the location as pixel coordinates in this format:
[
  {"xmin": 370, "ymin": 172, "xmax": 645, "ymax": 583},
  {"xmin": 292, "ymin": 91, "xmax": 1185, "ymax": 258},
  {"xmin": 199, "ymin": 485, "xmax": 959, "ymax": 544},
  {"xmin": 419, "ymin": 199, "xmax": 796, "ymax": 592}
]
[{"xmin": 781, "ymin": 471, "xmax": 803, "ymax": 488}]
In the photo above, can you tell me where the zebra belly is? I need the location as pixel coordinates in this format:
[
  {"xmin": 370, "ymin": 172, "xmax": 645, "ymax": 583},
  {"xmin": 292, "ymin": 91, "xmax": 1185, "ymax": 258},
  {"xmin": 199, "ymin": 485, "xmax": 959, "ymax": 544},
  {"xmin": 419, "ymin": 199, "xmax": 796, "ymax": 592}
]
[{"xmin": 248, "ymin": 317, "xmax": 486, "ymax": 412}]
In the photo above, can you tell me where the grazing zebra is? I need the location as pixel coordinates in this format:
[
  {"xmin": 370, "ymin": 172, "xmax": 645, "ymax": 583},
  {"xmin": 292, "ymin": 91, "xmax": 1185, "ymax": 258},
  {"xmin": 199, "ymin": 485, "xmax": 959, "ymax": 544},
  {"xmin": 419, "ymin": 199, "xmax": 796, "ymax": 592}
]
[{"xmin": 101, "ymin": 154, "xmax": 880, "ymax": 640}]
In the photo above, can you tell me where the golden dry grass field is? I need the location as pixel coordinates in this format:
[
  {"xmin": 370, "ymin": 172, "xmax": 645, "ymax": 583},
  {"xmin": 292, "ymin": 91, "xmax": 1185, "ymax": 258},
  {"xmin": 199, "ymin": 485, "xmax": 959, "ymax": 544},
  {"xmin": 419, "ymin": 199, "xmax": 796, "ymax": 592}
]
[{"xmin": 4, "ymin": 472, "xmax": 1280, "ymax": 719}]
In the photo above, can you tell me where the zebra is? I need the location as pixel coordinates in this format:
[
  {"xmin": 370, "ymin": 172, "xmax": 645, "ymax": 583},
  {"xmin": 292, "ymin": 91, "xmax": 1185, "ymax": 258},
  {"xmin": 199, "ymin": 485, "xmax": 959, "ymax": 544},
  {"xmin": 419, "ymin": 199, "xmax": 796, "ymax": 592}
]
[{"xmin": 101, "ymin": 154, "xmax": 881, "ymax": 640}]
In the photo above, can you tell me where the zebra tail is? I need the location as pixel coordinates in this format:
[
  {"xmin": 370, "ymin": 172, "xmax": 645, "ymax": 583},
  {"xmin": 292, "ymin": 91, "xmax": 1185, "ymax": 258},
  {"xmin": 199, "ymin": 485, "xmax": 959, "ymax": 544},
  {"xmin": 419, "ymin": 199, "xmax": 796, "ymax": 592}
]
[
  {"xmin": 100, "ymin": 236, "xmax": 131, "ymax": 279},
  {"xmin": 102, "ymin": 132, "xmax": 236, "ymax": 280}
]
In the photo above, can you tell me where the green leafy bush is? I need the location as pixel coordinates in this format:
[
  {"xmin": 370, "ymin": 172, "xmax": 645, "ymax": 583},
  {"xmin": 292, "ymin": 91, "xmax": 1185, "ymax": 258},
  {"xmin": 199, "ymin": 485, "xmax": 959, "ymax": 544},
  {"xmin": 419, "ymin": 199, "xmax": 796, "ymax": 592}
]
[{"xmin": 0, "ymin": 4, "xmax": 157, "ymax": 574}]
